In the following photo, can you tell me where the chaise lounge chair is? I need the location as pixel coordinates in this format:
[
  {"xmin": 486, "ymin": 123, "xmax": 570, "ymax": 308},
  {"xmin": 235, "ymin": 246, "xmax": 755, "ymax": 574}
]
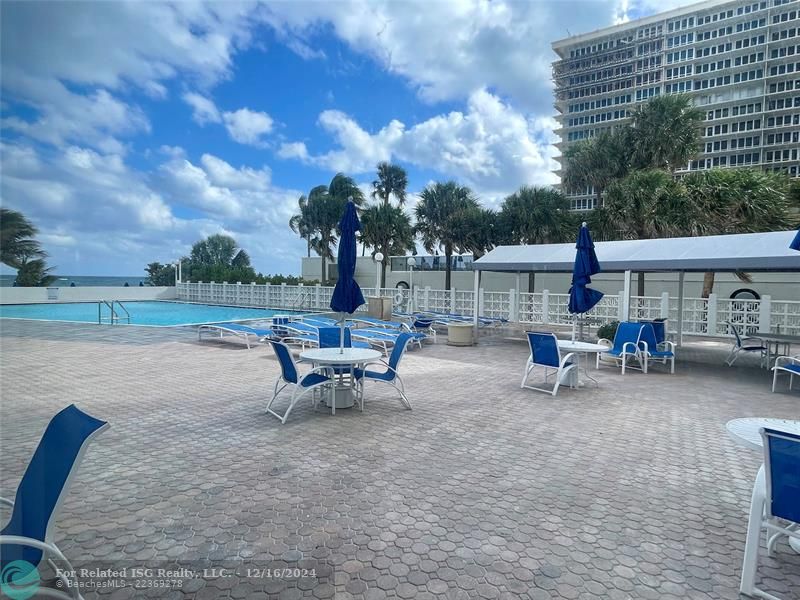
[
  {"xmin": 0, "ymin": 404, "xmax": 109, "ymax": 600},
  {"xmin": 198, "ymin": 322, "xmax": 274, "ymax": 349}
]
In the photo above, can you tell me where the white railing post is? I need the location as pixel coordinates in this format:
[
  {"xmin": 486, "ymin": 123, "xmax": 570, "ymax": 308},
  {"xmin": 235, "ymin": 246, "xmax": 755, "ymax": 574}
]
[
  {"xmin": 424, "ymin": 286, "xmax": 431, "ymax": 313},
  {"xmin": 264, "ymin": 283, "xmax": 270, "ymax": 307},
  {"xmin": 758, "ymin": 295, "xmax": 772, "ymax": 334},
  {"xmin": 617, "ymin": 291, "xmax": 626, "ymax": 321},
  {"xmin": 250, "ymin": 282, "xmax": 256, "ymax": 306},
  {"xmin": 509, "ymin": 288, "xmax": 517, "ymax": 322},
  {"xmin": 660, "ymin": 292, "xmax": 669, "ymax": 319},
  {"xmin": 281, "ymin": 283, "xmax": 287, "ymax": 307},
  {"xmin": 542, "ymin": 289, "xmax": 549, "ymax": 325},
  {"xmin": 479, "ymin": 288, "xmax": 485, "ymax": 317},
  {"xmin": 450, "ymin": 288, "xmax": 456, "ymax": 314},
  {"xmin": 315, "ymin": 284, "xmax": 321, "ymax": 310},
  {"xmin": 707, "ymin": 293, "xmax": 718, "ymax": 336}
]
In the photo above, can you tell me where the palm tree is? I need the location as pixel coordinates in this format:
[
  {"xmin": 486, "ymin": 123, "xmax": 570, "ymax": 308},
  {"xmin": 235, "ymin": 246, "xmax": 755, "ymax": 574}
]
[
  {"xmin": 595, "ymin": 169, "xmax": 694, "ymax": 295},
  {"xmin": 683, "ymin": 169, "xmax": 798, "ymax": 296},
  {"xmin": 289, "ymin": 195, "xmax": 316, "ymax": 258},
  {"xmin": 415, "ymin": 181, "xmax": 481, "ymax": 290},
  {"xmin": 630, "ymin": 94, "xmax": 704, "ymax": 172},
  {"xmin": 0, "ymin": 208, "xmax": 44, "ymax": 268},
  {"xmin": 368, "ymin": 162, "xmax": 410, "ymax": 286},
  {"xmin": 360, "ymin": 203, "xmax": 415, "ymax": 285},
  {"xmin": 372, "ymin": 162, "xmax": 408, "ymax": 206},
  {"xmin": 497, "ymin": 186, "xmax": 575, "ymax": 291},
  {"xmin": 0, "ymin": 208, "xmax": 57, "ymax": 286},
  {"xmin": 561, "ymin": 128, "xmax": 631, "ymax": 206}
]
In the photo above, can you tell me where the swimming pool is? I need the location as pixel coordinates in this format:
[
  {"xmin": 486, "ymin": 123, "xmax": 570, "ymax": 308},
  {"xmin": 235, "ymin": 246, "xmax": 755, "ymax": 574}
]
[{"xmin": 0, "ymin": 301, "xmax": 294, "ymax": 327}]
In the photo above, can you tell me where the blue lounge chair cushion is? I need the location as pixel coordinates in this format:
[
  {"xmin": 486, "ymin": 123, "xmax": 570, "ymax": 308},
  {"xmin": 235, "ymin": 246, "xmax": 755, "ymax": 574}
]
[
  {"xmin": 300, "ymin": 373, "xmax": 331, "ymax": 387},
  {"xmin": 648, "ymin": 349, "xmax": 674, "ymax": 358},
  {"xmin": 781, "ymin": 363, "xmax": 800, "ymax": 374}
]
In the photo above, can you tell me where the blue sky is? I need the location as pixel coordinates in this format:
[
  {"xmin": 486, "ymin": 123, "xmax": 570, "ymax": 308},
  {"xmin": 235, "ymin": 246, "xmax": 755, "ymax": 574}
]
[{"xmin": 0, "ymin": 0, "xmax": 696, "ymax": 277}]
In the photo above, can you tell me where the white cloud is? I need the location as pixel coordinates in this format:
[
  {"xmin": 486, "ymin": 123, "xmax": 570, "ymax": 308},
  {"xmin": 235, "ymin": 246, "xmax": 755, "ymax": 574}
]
[
  {"xmin": 284, "ymin": 89, "xmax": 558, "ymax": 197},
  {"xmin": 222, "ymin": 108, "xmax": 274, "ymax": 146},
  {"xmin": 0, "ymin": 1, "xmax": 263, "ymax": 152},
  {"xmin": 261, "ymin": 1, "xmax": 625, "ymax": 112},
  {"xmin": 0, "ymin": 142, "xmax": 306, "ymax": 275},
  {"xmin": 183, "ymin": 92, "xmax": 222, "ymax": 125}
]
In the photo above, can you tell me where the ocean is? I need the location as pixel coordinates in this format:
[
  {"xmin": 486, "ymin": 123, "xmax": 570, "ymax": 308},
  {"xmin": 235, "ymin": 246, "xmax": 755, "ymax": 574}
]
[{"xmin": 0, "ymin": 275, "xmax": 147, "ymax": 287}]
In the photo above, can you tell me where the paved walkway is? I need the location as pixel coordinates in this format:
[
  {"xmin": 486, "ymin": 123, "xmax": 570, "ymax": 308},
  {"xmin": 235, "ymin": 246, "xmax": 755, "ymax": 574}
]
[{"xmin": 1, "ymin": 319, "xmax": 798, "ymax": 599}]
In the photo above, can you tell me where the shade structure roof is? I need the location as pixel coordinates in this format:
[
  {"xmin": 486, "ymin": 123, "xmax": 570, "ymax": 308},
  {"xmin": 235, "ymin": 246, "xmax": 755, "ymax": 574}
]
[{"xmin": 474, "ymin": 231, "xmax": 800, "ymax": 273}]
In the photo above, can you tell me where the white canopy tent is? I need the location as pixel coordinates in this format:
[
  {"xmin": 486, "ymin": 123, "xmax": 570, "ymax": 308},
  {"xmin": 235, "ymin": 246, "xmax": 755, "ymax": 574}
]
[{"xmin": 471, "ymin": 230, "xmax": 800, "ymax": 341}]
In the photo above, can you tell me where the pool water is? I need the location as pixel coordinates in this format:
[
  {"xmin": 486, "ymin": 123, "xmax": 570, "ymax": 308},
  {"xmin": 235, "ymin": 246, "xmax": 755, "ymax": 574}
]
[{"xmin": 0, "ymin": 301, "xmax": 290, "ymax": 327}]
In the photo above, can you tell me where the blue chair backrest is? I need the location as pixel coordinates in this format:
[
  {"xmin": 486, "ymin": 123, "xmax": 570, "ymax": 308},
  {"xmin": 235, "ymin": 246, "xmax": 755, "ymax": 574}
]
[
  {"xmin": 1, "ymin": 405, "xmax": 108, "ymax": 567},
  {"xmin": 318, "ymin": 327, "xmax": 351, "ymax": 349},
  {"xmin": 651, "ymin": 319, "xmax": 666, "ymax": 344},
  {"xmin": 726, "ymin": 320, "xmax": 744, "ymax": 347},
  {"xmin": 387, "ymin": 333, "xmax": 414, "ymax": 372},
  {"xmin": 413, "ymin": 318, "xmax": 433, "ymax": 329},
  {"xmin": 612, "ymin": 322, "xmax": 643, "ymax": 352},
  {"xmin": 269, "ymin": 340, "xmax": 298, "ymax": 384},
  {"xmin": 272, "ymin": 316, "xmax": 292, "ymax": 337},
  {"xmin": 762, "ymin": 428, "xmax": 800, "ymax": 523},
  {"xmin": 637, "ymin": 323, "xmax": 659, "ymax": 351},
  {"xmin": 527, "ymin": 332, "xmax": 560, "ymax": 368}
]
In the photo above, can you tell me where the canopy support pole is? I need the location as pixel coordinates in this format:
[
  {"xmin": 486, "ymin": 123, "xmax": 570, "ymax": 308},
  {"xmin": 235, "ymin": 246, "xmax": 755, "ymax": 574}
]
[
  {"xmin": 622, "ymin": 270, "xmax": 631, "ymax": 322},
  {"xmin": 677, "ymin": 271, "xmax": 685, "ymax": 347},
  {"xmin": 473, "ymin": 269, "xmax": 480, "ymax": 341}
]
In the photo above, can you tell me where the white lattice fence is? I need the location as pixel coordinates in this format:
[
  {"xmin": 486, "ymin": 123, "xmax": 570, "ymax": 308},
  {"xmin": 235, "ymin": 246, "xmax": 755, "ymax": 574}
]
[
  {"xmin": 770, "ymin": 300, "xmax": 800, "ymax": 335},
  {"xmin": 482, "ymin": 291, "xmax": 511, "ymax": 320}
]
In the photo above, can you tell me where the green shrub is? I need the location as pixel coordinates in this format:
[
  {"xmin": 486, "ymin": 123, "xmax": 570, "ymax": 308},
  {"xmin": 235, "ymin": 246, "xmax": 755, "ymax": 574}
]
[{"xmin": 597, "ymin": 321, "xmax": 619, "ymax": 342}]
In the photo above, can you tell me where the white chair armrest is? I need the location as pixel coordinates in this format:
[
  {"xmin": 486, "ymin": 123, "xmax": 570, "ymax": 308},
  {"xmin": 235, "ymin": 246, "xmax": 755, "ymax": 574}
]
[
  {"xmin": 774, "ymin": 355, "xmax": 800, "ymax": 368},
  {"xmin": 597, "ymin": 338, "xmax": 612, "ymax": 347},
  {"xmin": 622, "ymin": 341, "xmax": 638, "ymax": 354},
  {"xmin": 560, "ymin": 352, "xmax": 576, "ymax": 369},
  {"xmin": 659, "ymin": 341, "xmax": 676, "ymax": 352},
  {"xmin": 743, "ymin": 336, "xmax": 765, "ymax": 344}
]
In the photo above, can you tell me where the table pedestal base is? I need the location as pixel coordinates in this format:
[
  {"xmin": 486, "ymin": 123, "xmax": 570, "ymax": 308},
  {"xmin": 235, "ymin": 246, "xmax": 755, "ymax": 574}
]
[{"xmin": 325, "ymin": 386, "xmax": 355, "ymax": 409}]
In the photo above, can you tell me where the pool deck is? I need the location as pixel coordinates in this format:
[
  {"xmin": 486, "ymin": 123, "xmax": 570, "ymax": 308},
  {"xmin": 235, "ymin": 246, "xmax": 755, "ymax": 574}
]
[{"xmin": 1, "ymin": 319, "xmax": 799, "ymax": 599}]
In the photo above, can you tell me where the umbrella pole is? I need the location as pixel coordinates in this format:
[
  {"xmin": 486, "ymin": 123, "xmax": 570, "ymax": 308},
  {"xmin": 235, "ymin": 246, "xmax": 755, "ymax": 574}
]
[{"xmin": 340, "ymin": 313, "xmax": 345, "ymax": 354}]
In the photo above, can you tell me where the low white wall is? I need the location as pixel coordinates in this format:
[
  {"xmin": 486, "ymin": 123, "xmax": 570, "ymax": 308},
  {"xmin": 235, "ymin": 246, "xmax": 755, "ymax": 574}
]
[{"xmin": 0, "ymin": 286, "xmax": 177, "ymax": 304}]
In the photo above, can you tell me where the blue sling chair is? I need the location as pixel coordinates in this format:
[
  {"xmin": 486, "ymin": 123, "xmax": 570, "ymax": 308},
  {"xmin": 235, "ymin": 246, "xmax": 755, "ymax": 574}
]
[
  {"xmin": 520, "ymin": 332, "xmax": 577, "ymax": 396},
  {"xmin": 266, "ymin": 340, "xmax": 334, "ymax": 423},
  {"xmin": 0, "ymin": 404, "xmax": 109, "ymax": 599},
  {"xmin": 597, "ymin": 321, "xmax": 645, "ymax": 374},
  {"xmin": 637, "ymin": 323, "xmax": 676, "ymax": 374},
  {"xmin": 740, "ymin": 428, "xmax": 800, "ymax": 600},
  {"xmin": 353, "ymin": 333, "xmax": 414, "ymax": 410}
]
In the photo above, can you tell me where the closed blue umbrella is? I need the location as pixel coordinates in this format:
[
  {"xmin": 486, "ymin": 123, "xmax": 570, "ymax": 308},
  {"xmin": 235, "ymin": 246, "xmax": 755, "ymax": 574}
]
[
  {"xmin": 568, "ymin": 222, "xmax": 603, "ymax": 318},
  {"xmin": 791, "ymin": 229, "xmax": 800, "ymax": 251},
  {"xmin": 330, "ymin": 199, "xmax": 365, "ymax": 352}
]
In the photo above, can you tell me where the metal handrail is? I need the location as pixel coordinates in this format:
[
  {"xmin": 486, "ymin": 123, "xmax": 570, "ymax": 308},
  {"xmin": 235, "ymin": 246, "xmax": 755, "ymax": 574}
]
[
  {"xmin": 290, "ymin": 291, "xmax": 310, "ymax": 310},
  {"xmin": 98, "ymin": 300, "xmax": 131, "ymax": 324}
]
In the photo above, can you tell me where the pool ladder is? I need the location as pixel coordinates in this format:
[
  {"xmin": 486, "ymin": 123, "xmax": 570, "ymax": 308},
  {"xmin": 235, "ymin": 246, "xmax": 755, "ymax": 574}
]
[
  {"xmin": 98, "ymin": 300, "xmax": 130, "ymax": 325},
  {"xmin": 290, "ymin": 291, "xmax": 310, "ymax": 310}
]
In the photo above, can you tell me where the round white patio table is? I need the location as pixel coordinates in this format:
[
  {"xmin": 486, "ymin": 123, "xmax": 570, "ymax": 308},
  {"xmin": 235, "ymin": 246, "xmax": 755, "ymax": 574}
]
[
  {"xmin": 300, "ymin": 347, "xmax": 382, "ymax": 410},
  {"xmin": 557, "ymin": 340, "xmax": 609, "ymax": 387},
  {"xmin": 726, "ymin": 417, "xmax": 800, "ymax": 553}
]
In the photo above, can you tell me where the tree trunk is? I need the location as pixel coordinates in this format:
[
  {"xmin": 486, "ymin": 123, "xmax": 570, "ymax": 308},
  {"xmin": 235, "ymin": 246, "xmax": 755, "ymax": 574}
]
[
  {"xmin": 527, "ymin": 272, "xmax": 535, "ymax": 293},
  {"xmin": 444, "ymin": 247, "xmax": 452, "ymax": 291},
  {"xmin": 637, "ymin": 272, "xmax": 645, "ymax": 296},
  {"xmin": 380, "ymin": 238, "xmax": 389, "ymax": 289},
  {"xmin": 321, "ymin": 256, "xmax": 326, "ymax": 286},
  {"xmin": 701, "ymin": 272, "xmax": 715, "ymax": 298},
  {"xmin": 307, "ymin": 241, "xmax": 311, "ymax": 258}
]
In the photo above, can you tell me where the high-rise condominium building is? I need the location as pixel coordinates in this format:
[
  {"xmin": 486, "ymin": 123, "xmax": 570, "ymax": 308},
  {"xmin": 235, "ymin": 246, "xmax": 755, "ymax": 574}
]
[{"xmin": 552, "ymin": 0, "xmax": 799, "ymax": 210}]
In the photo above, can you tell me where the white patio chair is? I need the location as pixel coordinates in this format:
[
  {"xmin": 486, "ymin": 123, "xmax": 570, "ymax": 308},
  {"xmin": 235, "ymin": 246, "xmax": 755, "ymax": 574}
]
[
  {"xmin": 739, "ymin": 427, "xmax": 800, "ymax": 600},
  {"xmin": 725, "ymin": 320, "xmax": 768, "ymax": 367},
  {"xmin": 771, "ymin": 355, "xmax": 800, "ymax": 392},
  {"xmin": 521, "ymin": 331, "xmax": 576, "ymax": 396}
]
